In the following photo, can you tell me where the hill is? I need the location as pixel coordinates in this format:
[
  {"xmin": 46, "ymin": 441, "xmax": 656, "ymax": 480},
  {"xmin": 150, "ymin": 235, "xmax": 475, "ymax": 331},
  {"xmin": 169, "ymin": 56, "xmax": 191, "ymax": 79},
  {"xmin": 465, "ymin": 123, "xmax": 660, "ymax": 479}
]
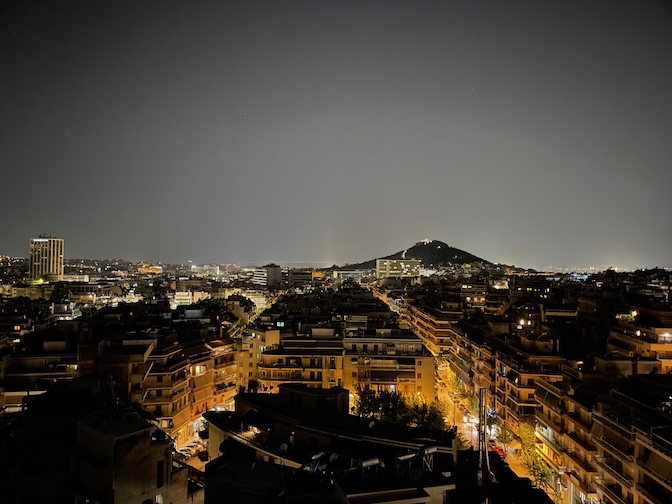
[{"xmin": 339, "ymin": 240, "xmax": 489, "ymax": 270}]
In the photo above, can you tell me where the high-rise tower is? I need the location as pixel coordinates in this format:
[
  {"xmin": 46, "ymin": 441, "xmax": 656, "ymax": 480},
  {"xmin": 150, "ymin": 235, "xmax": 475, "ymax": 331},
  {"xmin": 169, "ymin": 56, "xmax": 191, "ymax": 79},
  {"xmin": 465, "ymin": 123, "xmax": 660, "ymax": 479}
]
[{"xmin": 29, "ymin": 236, "xmax": 64, "ymax": 282}]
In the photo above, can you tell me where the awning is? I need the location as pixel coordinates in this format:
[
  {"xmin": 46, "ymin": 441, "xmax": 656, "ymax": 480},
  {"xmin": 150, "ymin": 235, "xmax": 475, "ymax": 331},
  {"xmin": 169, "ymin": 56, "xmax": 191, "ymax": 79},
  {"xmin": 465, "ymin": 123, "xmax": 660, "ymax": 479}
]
[
  {"xmin": 647, "ymin": 452, "xmax": 672, "ymax": 479},
  {"xmin": 193, "ymin": 388, "xmax": 211, "ymax": 404},
  {"xmin": 173, "ymin": 408, "xmax": 192, "ymax": 431}
]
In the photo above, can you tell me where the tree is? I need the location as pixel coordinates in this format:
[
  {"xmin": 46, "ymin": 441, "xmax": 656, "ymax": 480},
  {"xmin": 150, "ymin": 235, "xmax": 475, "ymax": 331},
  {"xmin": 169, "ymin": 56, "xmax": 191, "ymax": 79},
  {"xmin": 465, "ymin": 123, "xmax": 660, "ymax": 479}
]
[
  {"xmin": 455, "ymin": 431, "xmax": 471, "ymax": 450},
  {"xmin": 353, "ymin": 383, "xmax": 378, "ymax": 417},
  {"xmin": 379, "ymin": 390, "xmax": 411, "ymax": 425},
  {"xmin": 517, "ymin": 417, "xmax": 554, "ymax": 492},
  {"xmin": 409, "ymin": 396, "xmax": 446, "ymax": 430},
  {"xmin": 497, "ymin": 424, "xmax": 515, "ymax": 451},
  {"xmin": 352, "ymin": 386, "xmax": 446, "ymax": 431}
]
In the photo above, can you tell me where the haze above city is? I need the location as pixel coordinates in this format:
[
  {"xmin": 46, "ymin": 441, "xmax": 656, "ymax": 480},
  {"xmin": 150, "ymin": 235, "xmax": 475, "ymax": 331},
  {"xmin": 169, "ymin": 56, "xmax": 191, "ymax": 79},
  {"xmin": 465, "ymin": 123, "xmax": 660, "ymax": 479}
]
[{"xmin": 1, "ymin": 1, "xmax": 670, "ymax": 271}]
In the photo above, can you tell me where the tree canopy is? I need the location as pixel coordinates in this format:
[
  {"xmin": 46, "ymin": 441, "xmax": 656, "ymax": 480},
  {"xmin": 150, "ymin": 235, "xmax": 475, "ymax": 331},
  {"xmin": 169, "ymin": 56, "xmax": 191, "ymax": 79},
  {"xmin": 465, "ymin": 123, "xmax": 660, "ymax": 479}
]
[{"xmin": 353, "ymin": 384, "xmax": 446, "ymax": 430}]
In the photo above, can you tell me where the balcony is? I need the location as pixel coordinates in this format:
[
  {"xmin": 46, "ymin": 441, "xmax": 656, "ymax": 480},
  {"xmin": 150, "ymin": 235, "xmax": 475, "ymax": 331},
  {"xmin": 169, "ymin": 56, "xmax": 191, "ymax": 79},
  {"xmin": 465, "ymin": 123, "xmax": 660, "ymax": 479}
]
[
  {"xmin": 594, "ymin": 457, "xmax": 632, "ymax": 487},
  {"xmin": 260, "ymin": 372, "xmax": 303, "ymax": 382},
  {"xmin": 151, "ymin": 358, "xmax": 189, "ymax": 374},
  {"xmin": 215, "ymin": 382, "xmax": 236, "ymax": 393},
  {"xmin": 564, "ymin": 410, "xmax": 592, "ymax": 431},
  {"xmin": 637, "ymin": 459, "xmax": 672, "ymax": 491},
  {"xmin": 636, "ymin": 483, "xmax": 669, "ymax": 504},
  {"xmin": 215, "ymin": 373, "xmax": 237, "ymax": 384},
  {"xmin": 561, "ymin": 364, "xmax": 581, "ymax": 380},
  {"xmin": 593, "ymin": 410, "xmax": 634, "ymax": 439},
  {"xmin": 214, "ymin": 359, "xmax": 236, "ymax": 370},
  {"xmin": 564, "ymin": 449, "xmax": 597, "ymax": 475},
  {"xmin": 143, "ymin": 393, "xmax": 171, "ymax": 404},
  {"xmin": 536, "ymin": 378, "xmax": 564, "ymax": 397},
  {"xmin": 172, "ymin": 387, "xmax": 190, "ymax": 402},
  {"xmin": 258, "ymin": 361, "xmax": 303, "ymax": 370},
  {"xmin": 594, "ymin": 436, "xmax": 633, "ymax": 463},
  {"xmin": 536, "ymin": 431, "xmax": 564, "ymax": 456},
  {"xmin": 536, "ymin": 410, "xmax": 564, "ymax": 435},
  {"xmin": 595, "ymin": 480, "xmax": 630, "ymax": 504},
  {"xmin": 565, "ymin": 430, "xmax": 597, "ymax": 453}
]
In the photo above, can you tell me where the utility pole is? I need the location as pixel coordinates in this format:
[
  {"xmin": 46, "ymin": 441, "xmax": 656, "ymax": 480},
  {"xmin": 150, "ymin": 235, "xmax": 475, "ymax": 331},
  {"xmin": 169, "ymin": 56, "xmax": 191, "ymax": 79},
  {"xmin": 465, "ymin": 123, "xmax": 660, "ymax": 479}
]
[{"xmin": 477, "ymin": 388, "xmax": 493, "ymax": 486}]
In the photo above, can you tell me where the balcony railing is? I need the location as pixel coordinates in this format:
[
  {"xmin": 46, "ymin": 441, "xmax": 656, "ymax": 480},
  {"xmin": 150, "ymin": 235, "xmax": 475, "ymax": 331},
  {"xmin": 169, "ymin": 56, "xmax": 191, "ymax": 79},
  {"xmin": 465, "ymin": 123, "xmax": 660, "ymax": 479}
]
[
  {"xmin": 594, "ymin": 436, "xmax": 633, "ymax": 463},
  {"xmin": 636, "ymin": 483, "xmax": 668, "ymax": 504},
  {"xmin": 215, "ymin": 373, "xmax": 237, "ymax": 384},
  {"xmin": 565, "ymin": 431, "xmax": 597, "ymax": 453},
  {"xmin": 564, "ymin": 411, "xmax": 592, "ymax": 431},
  {"xmin": 594, "ymin": 457, "xmax": 632, "ymax": 487},
  {"xmin": 143, "ymin": 394, "xmax": 171, "ymax": 404},
  {"xmin": 260, "ymin": 372, "xmax": 303, "ymax": 381},
  {"xmin": 637, "ymin": 459, "xmax": 672, "ymax": 491},
  {"xmin": 593, "ymin": 410, "xmax": 634, "ymax": 439},
  {"xmin": 214, "ymin": 359, "xmax": 236, "ymax": 370},
  {"xmin": 564, "ymin": 449, "xmax": 597, "ymax": 475},
  {"xmin": 595, "ymin": 480, "xmax": 630, "ymax": 504},
  {"xmin": 536, "ymin": 378, "xmax": 564, "ymax": 397},
  {"xmin": 536, "ymin": 410, "xmax": 564, "ymax": 435},
  {"xmin": 258, "ymin": 361, "xmax": 303, "ymax": 370},
  {"xmin": 536, "ymin": 431, "xmax": 564, "ymax": 456}
]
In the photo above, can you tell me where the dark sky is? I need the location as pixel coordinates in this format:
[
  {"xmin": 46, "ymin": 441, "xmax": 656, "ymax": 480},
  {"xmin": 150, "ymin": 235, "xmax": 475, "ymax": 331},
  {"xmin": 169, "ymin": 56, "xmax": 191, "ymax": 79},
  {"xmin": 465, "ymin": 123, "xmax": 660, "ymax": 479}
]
[{"xmin": 2, "ymin": 1, "xmax": 671, "ymax": 269}]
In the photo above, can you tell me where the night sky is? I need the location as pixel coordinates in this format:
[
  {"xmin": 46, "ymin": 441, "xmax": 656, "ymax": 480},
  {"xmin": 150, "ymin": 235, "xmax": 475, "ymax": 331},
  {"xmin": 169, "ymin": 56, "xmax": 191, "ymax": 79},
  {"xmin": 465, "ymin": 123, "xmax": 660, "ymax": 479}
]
[{"xmin": 2, "ymin": 1, "xmax": 671, "ymax": 269}]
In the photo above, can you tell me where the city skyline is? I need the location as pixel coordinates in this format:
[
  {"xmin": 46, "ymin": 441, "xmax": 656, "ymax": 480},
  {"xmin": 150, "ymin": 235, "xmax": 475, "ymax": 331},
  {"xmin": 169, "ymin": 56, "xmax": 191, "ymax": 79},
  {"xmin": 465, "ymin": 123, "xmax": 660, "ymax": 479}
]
[
  {"xmin": 2, "ymin": 1, "xmax": 671, "ymax": 270},
  {"xmin": 1, "ymin": 234, "xmax": 665, "ymax": 273}
]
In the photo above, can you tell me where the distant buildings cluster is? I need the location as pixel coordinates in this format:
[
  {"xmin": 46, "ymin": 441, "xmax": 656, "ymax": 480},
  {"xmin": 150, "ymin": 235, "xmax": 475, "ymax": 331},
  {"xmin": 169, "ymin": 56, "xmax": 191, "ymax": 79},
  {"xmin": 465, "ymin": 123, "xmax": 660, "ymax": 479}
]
[
  {"xmin": 373, "ymin": 267, "xmax": 672, "ymax": 504},
  {"xmin": 1, "ymin": 236, "xmax": 671, "ymax": 503}
]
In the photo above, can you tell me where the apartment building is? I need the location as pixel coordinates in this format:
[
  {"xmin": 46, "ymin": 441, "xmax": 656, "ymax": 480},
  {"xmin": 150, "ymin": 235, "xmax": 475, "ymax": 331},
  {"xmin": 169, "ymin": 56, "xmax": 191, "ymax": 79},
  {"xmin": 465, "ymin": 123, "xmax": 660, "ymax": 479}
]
[
  {"xmin": 142, "ymin": 340, "xmax": 192, "ymax": 446},
  {"xmin": 561, "ymin": 383, "xmax": 599, "ymax": 504},
  {"xmin": 342, "ymin": 328, "xmax": 434, "ymax": 399},
  {"xmin": 96, "ymin": 339, "xmax": 156, "ymax": 403},
  {"xmin": 257, "ymin": 332, "xmax": 344, "ymax": 392},
  {"xmin": 494, "ymin": 333, "xmax": 564, "ymax": 436},
  {"xmin": 460, "ymin": 282, "xmax": 487, "ymax": 308},
  {"xmin": 237, "ymin": 332, "xmax": 261, "ymax": 393},
  {"xmin": 608, "ymin": 318, "xmax": 672, "ymax": 374},
  {"xmin": 592, "ymin": 375, "xmax": 672, "ymax": 504},
  {"xmin": 472, "ymin": 343, "xmax": 495, "ymax": 398},
  {"xmin": 4, "ymin": 334, "xmax": 78, "ymax": 392},
  {"xmin": 208, "ymin": 338, "xmax": 238, "ymax": 410},
  {"xmin": 376, "ymin": 258, "xmax": 421, "ymax": 278},
  {"xmin": 404, "ymin": 301, "xmax": 462, "ymax": 356},
  {"xmin": 185, "ymin": 343, "xmax": 214, "ymax": 436},
  {"xmin": 531, "ymin": 364, "xmax": 604, "ymax": 504},
  {"xmin": 446, "ymin": 329, "xmax": 480, "ymax": 395}
]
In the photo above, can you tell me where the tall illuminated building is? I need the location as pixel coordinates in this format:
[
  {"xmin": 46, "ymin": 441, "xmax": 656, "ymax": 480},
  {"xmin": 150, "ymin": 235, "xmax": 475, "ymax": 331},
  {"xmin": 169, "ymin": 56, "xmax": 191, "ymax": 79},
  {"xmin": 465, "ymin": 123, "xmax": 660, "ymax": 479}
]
[{"xmin": 29, "ymin": 236, "xmax": 64, "ymax": 282}]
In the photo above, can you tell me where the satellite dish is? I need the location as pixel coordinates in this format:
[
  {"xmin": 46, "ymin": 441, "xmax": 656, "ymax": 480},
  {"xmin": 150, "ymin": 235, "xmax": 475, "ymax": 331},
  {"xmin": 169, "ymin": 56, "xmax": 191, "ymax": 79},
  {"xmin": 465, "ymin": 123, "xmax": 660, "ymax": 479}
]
[
  {"xmin": 279, "ymin": 443, "xmax": 288, "ymax": 453},
  {"xmin": 369, "ymin": 421, "xmax": 375, "ymax": 429}
]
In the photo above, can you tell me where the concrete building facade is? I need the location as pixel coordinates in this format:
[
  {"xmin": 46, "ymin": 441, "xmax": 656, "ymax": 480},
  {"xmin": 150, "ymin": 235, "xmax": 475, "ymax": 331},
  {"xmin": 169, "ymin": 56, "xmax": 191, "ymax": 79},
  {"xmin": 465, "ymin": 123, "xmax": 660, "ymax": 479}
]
[{"xmin": 29, "ymin": 236, "xmax": 64, "ymax": 282}]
